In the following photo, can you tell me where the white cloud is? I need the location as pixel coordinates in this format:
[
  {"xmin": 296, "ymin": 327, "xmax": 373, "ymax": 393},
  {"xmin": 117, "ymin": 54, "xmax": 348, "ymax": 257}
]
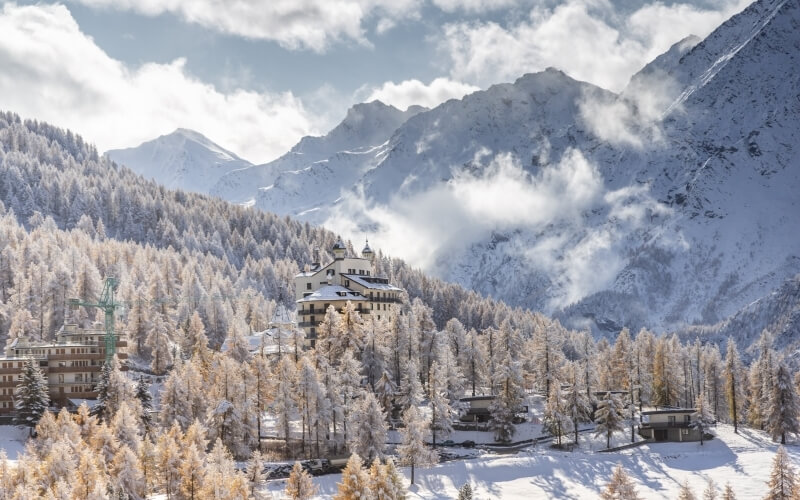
[
  {"xmin": 324, "ymin": 149, "xmax": 673, "ymax": 307},
  {"xmin": 364, "ymin": 78, "xmax": 480, "ymax": 110},
  {"xmin": 0, "ymin": 3, "xmax": 319, "ymax": 163},
  {"xmin": 431, "ymin": 0, "xmax": 519, "ymax": 13},
  {"xmin": 71, "ymin": 0, "xmax": 423, "ymax": 52},
  {"xmin": 438, "ymin": 0, "xmax": 750, "ymax": 92}
]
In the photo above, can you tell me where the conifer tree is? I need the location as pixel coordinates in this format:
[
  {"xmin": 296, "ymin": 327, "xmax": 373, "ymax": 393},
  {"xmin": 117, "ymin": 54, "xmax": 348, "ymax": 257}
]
[
  {"xmin": 691, "ymin": 393, "xmax": 715, "ymax": 445},
  {"xmin": 135, "ymin": 376, "xmax": 153, "ymax": 433},
  {"xmin": 111, "ymin": 444, "xmax": 146, "ymax": 500},
  {"xmin": 383, "ymin": 458, "xmax": 407, "ymax": 500},
  {"xmin": 543, "ymin": 380, "xmax": 573, "ymax": 447},
  {"xmin": 764, "ymin": 446, "xmax": 796, "ymax": 500},
  {"xmin": 285, "ymin": 461, "xmax": 316, "ymax": 500},
  {"xmin": 13, "ymin": 357, "xmax": 50, "ymax": 433},
  {"xmin": 601, "ymin": 463, "xmax": 640, "ymax": 500},
  {"xmin": 245, "ymin": 450, "xmax": 266, "ymax": 498},
  {"xmin": 428, "ymin": 360, "xmax": 454, "ymax": 447},
  {"xmin": 703, "ymin": 478, "xmax": 717, "ymax": 500},
  {"xmin": 595, "ymin": 393, "xmax": 625, "ymax": 449},
  {"xmin": 766, "ymin": 364, "xmax": 800, "ymax": 444},
  {"xmin": 398, "ymin": 405, "xmax": 436, "ymax": 485},
  {"xmin": 179, "ymin": 443, "xmax": 205, "ymax": 500},
  {"xmin": 566, "ymin": 369, "xmax": 592, "ymax": 445},
  {"xmin": 271, "ymin": 355, "xmax": 297, "ymax": 448},
  {"xmin": 334, "ymin": 454, "xmax": 371, "ymax": 500},
  {"xmin": 721, "ymin": 483, "xmax": 736, "ymax": 500},
  {"xmin": 724, "ymin": 339, "xmax": 745, "ymax": 433},
  {"xmin": 677, "ymin": 480, "xmax": 697, "ymax": 500},
  {"xmin": 458, "ymin": 483, "xmax": 474, "ymax": 500},
  {"xmin": 349, "ymin": 391, "xmax": 388, "ymax": 463}
]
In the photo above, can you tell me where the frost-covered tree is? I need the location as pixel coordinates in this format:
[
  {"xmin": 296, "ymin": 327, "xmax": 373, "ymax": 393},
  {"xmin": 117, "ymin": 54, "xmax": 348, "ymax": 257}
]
[
  {"xmin": 566, "ymin": 369, "xmax": 592, "ymax": 445},
  {"xmin": 677, "ymin": 480, "xmax": 697, "ymax": 500},
  {"xmin": 595, "ymin": 393, "xmax": 625, "ymax": 449},
  {"xmin": 398, "ymin": 405, "xmax": 437, "ymax": 485},
  {"xmin": 601, "ymin": 463, "xmax": 640, "ymax": 500},
  {"xmin": 766, "ymin": 364, "xmax": 800, "ymax": 444},
  {"xmin": 458, "ymin": 483, "xmax": 474, "ymax": 500},
  {"xmin": 543, "ymin": 380, "xmax": 572, "ymax": 447},
  {"xmin": 111, "ymin": 444, "xmax": 146, "ymax": 500},
  {"xmin": 460, "ymin": 328, "xmax": 487, "ymax": 397},
  {"xmin": 703, "ymin": 478, "xmax": 717, "ymax": 500},
  {"xmin": 691, "ymin": 392, "xmax": 715, "ymax": 446},
  {"xmin": 724, "ymin": 339, "xmax": 745, "ymax": 433},
  {"xmin": 146, "ymin": 312, "xmax": 173, "ymax": 375},
  {"xmin": 271, "ymin": 355, "xmax": 297, "ymax": 447},
  {"xmin": 400, "ymin": 355, "xmax": 424, "ymax": 410},
  {"xmin": 334, "ymin": 454, "xmax": 371, "ymax": 500},
  {"xmin": 349, "ymin": 392, "xmax": 387, "ymax": 463},
  {"xmin": 135, "ymin": 376, "xmax": 153, "ymax": 433},
  {"xmin": 721, "ymin": 483, "xmax": 736, "ymax": 500},
  {"xmin": 13, "ymin": 357, "xmax": 50, "ymax": 433},
  {"xmin": 764, "ymin": 446, "xmax": 796, "ymax": 500},
  {"xmin": 245, "ymin": 450, "xmax": 266, "ymax": 497},
  {"xmin": 428, "ymin": 360, "xmax": 454, "ymax": 447},
  {"xmin": 285, "ymin": 461, "xmax": 317, "ymax": 500}
]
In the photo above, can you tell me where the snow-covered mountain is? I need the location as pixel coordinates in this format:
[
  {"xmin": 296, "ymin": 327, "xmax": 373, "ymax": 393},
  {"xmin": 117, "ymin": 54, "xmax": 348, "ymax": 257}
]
[
  {"xmin": 106, "ymin": 128, "xmax": 253, "ymax": 193},
  {"xmin": 209, "ymin": 101, "xmax": 427, "ymax": 214},
  {"xmin": 106, "ymin": 0, "xmax": 800, "ymax": 340}
]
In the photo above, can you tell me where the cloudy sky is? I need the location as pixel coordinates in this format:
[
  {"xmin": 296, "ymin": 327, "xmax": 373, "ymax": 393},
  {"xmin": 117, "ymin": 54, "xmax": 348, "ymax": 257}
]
[{"xmin": 0, "ymin": 0, "xmax": 750, "ymax": 163}]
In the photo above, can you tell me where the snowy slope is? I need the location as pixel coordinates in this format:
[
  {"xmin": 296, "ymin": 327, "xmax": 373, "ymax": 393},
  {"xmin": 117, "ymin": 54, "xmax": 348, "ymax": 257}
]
[
  {"xmin": 209, "ymin": 101, "xmax": 427, "ymax": 208},
  {"xmin": 106, "ymin": 128, "xmax": 252, "ymax": 194},
  {"xmin": 263, "ymin": 425, "xmax": 796, "ymax": 499}
]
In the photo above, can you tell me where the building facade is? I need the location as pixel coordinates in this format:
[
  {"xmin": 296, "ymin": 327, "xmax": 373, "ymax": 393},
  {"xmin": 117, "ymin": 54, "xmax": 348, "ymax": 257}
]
[
  {"xmin": 295, "ymin": 239, "xmax": 403, "ymax": 346},
  {"xmin": 0, "ymin": 323, "xmax": 128, "ymax": 414},
  {"xmin": 639, "ymin": 408, "xmax": 704, "ymax": 442}
]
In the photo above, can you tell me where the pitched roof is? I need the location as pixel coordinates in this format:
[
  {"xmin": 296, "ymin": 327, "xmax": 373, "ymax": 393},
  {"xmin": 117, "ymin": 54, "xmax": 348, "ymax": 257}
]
[{"xmin": 296, "ymin": 285, "xmax": 368, "ymax": 303}]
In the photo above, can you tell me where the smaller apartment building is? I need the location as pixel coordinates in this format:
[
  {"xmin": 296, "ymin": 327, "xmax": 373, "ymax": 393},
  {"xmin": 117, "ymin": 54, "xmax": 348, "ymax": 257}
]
[
  {"xmin": 0, "ymin": 323, "xmax": 127, "ymax": 414},
  {"xmin": 295, "ymin": 239, "xmax": 403, "ymax": 346}
]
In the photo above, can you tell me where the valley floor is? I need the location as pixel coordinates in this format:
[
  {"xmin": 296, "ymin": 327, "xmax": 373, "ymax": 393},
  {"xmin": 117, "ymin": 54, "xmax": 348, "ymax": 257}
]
[{"xmin": 264, "ymin": 424, "xmax": 795, "ymax": 499}]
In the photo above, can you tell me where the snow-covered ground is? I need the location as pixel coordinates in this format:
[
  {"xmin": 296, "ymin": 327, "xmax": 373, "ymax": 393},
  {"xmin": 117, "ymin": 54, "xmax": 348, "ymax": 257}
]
[
  {"xmin": 264, "ymin": 424, "xmax": 796, "ymax": 499},
  {"xmin": 0, "ymin": 426, "xmax": 31, "ymax": 460}
]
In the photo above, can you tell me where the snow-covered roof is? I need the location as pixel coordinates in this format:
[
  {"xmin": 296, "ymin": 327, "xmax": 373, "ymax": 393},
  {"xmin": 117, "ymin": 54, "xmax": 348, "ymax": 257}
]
[
  {"xmin": 641, "ymin": 408, "xmax": 696, "ymax": 415},
  {"xmin": 296, "ymin": 285, "xmax": 368, "ymax": 303},
  {"xmin": 342, "ymin": 273, "xmax": 402, "ymax": 291}
]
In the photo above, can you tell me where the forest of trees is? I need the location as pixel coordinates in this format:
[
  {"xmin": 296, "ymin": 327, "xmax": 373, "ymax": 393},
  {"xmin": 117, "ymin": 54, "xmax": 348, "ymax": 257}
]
[{"xmin": 1, "ymin": 113, "xmax": 800, "ymax": 498}]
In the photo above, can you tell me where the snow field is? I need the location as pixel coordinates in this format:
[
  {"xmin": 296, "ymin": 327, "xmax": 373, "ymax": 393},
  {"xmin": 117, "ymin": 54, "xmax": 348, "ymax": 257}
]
[{"xmin": 263, "ymin": 424, "xmax": 799, "ymax": 499}]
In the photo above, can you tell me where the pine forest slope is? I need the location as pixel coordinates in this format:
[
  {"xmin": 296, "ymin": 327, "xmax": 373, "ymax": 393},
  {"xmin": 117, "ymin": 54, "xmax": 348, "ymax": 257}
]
[{"xmin": 0, "ymin": 112, "xmax": 549, "ymax": 349}]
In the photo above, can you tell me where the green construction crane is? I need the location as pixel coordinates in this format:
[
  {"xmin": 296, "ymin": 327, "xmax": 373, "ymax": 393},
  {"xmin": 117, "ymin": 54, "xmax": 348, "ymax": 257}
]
[{"xmin": 69, "ymin": 277, "xmax": 120, "ymax": 364}]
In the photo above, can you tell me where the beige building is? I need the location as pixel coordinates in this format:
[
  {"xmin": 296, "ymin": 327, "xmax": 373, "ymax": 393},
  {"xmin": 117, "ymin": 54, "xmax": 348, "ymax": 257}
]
[
  {"xmin": 295, "ymin": 239, "xmax": 403, "ymax": 346},
  {"xmin": 0, "ymin": 323, "xmax": 128, "ymax": 414}
]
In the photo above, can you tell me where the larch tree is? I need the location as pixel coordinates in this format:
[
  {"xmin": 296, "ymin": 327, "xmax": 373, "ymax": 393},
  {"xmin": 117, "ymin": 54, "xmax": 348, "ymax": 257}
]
[
  {"xmin": 724, "ymin": 338, "xmax": 745, "ymax": 433},
  {"xmin": 245, "ymin": 450, "xmax": 266, "ymax": 498},
  {"xmin": 764, "ymin": 446, "xmax": 796, "ymax": 500},
  {"xmin": 678, "ymin": 480, "xmax": 697, "ymax": 500},
  {"xmin": 334, "ymin": 454, "xmax": 371, "ymax": 500},
  {"xmin": 111, "ymin": 444, "xmax": 146, "ymax": 500},
  {"xmin": 146, "ymin": 311, "xmax": 173, "ymax": 375},
  {"xmin": 766, "ymin": 364, "xmax": 800, "ymax": 444},
  {"xmin": 179, "ymin": 443, "xmax": 205, "ymax": 500},
  {"xmin": 543, "ymin": 380, "xmax": 572, "ymax": 447},
  {"xmin": 271, "ymin": 355, "xmax": 297, "ymax": 448},
  {"xmin": 595, "ymin": 393, "xmax": 625, "ymax": 449},
  {"xmin": 460, "ymin": 328, "xmax": 487, "ymax": 397},
  {"xmin": 703, "ymin": 478, "xmax": 717, "ymax": 500},
  {"xmin": 428, "ymin": 360, "xmax": 454, "ymax": 448},
  {"xmin": 601, "ymin": 463, "xmax": 640, "ymax": 500},
  {"xmin": 398, "ymin": 405, "xmax": 437, "ymax": 485},
  {"xmin": 13, "ymin": 357, "xmax": 50, "ymax": 434},
  {"xmin": 691, "ymin": 393, "xmax": 715, "ymax": 445},
  {"xmin": 565, "ymin": 369, "xmax": 592, "ymax": 445},
  {"xmin": 721, "ymin": 483, "xmax": 736, "ymax": 500},
  {"xmin": 349, "ymin": 391, "xmax": 388, "ymax": 463},
  {"xmin": 285, "ymin": 461, "xmax": 317, "ymax": 500}
]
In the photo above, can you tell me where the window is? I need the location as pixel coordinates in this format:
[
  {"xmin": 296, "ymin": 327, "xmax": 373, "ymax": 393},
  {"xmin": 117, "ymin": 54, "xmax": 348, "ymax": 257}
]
[
  {"xmin": 668, "ymin": 416, "xmax": 675, "ymax": 426},
  {"xmin": 306, "ymin": 283, "xmax": 311, "ymax": 290},
  {"xmin": 310, "ymin": 316, "xmax": 315, "ymax": 323},
  {"xmin": 345, "ymin": 280, "xmax": 350, "ymax": 287}
]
